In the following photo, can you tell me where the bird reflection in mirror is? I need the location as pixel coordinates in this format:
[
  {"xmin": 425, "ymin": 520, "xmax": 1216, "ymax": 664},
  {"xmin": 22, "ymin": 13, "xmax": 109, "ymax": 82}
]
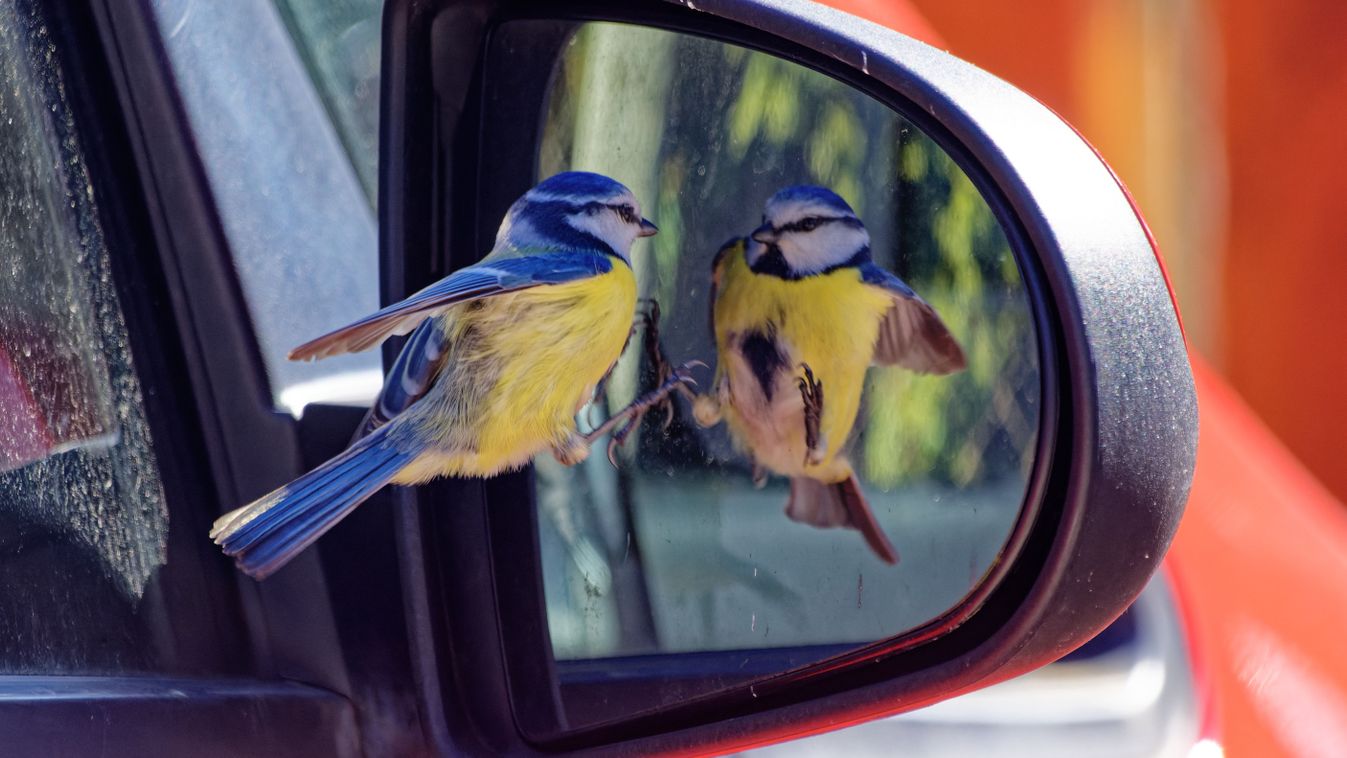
[
  {"xmin": 211, "ymin": 172, "xmax": 696, "ymax": 579},
  {"xmin": 692, "ymin": 186, "xmax": 966, "ymax": 564}
]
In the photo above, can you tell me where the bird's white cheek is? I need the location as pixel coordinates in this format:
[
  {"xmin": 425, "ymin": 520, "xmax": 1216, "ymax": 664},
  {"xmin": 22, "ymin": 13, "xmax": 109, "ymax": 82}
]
[
  {"xmin": 824, "ymin": 226, "xmax": 869, "ymax": 256},
  {"xmin": 784, "ymin": 228, "xmax": 868, "ymax": 273},
  {"xmin": 779, "ymin": 239, "xmax": 822, "ymax": 272},
  {"xmin": 570, "ymin": 214, "xmax": 634, "ymax": 254}
]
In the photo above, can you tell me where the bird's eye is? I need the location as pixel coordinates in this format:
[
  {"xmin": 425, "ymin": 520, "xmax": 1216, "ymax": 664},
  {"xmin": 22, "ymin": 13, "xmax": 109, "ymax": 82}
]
[
  {"xmin": 620, "ymin": 205, "xmax": 636, "ymax": 223},
  {"xmin": 799, "ymin": 217, "xmax": 821, "ymax": 232}
]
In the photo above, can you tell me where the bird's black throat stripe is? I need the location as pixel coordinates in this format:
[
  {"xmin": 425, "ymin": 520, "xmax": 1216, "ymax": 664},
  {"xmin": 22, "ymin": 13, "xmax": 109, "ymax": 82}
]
[
  {"xmin": 740, "ymin": 327, "xmax": 787, "ymax": 401},
  {"xmin": 750, "ymin": 245, "xmax": 871, "ymax": 280}
]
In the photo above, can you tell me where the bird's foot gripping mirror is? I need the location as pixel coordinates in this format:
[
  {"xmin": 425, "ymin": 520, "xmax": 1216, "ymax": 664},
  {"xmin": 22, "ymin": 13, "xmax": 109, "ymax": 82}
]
[{"xmin": 383, "ymin": 0, "xmax": 1196, "ymax": 754}]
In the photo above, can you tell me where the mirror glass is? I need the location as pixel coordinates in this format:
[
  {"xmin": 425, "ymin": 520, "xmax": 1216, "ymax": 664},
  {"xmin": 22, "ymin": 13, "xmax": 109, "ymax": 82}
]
[{"xmin": 496, "ymin": 20, "xmax": 1041, "ymax": 729}]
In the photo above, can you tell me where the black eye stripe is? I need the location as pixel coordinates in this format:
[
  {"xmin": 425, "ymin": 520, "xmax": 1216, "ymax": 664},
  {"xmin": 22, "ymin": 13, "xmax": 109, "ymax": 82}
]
[
  {"xmin": 776, "ymin": 215, "xmax": 859, "ymax": 233},
  {"xmin": 599, "ymin": 202, "xmax": 636, "ymax": 222},
  {"xmin": 568, "ymin": 201, "xmax": 635, "ymax": 221}
]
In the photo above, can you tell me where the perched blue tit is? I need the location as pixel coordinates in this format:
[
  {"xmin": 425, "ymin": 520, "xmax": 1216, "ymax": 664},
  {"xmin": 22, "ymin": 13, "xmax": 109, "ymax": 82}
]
[
  {"xmin": 693, "ymin": 186, "xmax": 966, "ymax": 565},
  {"xmin": 212, "ymin": 171, "xmax": 675, "ymax": 579}
]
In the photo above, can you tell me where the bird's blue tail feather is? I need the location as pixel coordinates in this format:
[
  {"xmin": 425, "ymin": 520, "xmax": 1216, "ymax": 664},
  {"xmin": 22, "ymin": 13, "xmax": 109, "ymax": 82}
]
[{"xmin": 212, "ymin": 425, "xmax": 412, "ymax": 579}]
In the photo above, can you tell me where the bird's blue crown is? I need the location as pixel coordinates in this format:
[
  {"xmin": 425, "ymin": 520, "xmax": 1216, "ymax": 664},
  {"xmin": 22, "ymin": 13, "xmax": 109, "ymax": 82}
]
[
  {"xmin": 529, "ymin": 171, "xmax": 630, "ymax": 203},
  {"xmin": 499, "ymin": 171, "xmax": 641, "ymax": 260},
  {"xmin": 767, "ymin": 185, "xmax": 857, "ymax": 216}
]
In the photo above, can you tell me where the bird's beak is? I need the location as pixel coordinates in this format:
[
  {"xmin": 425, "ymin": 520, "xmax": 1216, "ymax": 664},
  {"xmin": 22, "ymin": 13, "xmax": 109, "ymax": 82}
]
[
  {"xmin": 638, "ymin": 218, "xmax": 659, "ymax": 238},
  {"xmin": 750, "ymin": 223, "xmax": 777, "ymax": 244}
]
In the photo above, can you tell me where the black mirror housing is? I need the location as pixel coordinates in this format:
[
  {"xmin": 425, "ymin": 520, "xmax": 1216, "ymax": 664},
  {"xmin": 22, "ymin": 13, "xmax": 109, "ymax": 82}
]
[{"xmin": 378, "ymin": 0, "xmax": 1197, "ymax": 754}]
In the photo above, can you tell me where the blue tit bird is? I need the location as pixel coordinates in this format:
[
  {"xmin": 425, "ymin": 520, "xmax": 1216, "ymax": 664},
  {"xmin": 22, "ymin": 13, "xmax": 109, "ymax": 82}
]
[
  {"xmin": 692, "ymin": 185, "xmax": 966, "ymax": 565},
  {"xmin": 212, "ymin": 171, "xmax": 687, "ymax": 579}
]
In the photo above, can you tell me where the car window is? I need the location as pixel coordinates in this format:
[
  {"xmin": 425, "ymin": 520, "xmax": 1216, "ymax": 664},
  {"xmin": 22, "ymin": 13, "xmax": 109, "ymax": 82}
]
[
  {"xmin": 272, "ymin": 0, "xmax": 383, "ymax": 202},
  {"xmin": 0, "ymin": 1, "xmax": 178, "ymax": 672},
  {"xmin": 149, "ymin": 0, "xmax": 382, "ymax": 416}
]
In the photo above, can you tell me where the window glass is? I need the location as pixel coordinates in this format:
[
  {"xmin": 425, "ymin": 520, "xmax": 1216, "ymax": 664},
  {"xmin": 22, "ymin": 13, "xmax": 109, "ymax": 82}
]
[
  {"xmin": 0, "ymin": 1, "xmax": 170, "ymax": 671},
  {"xmin": 272, "ymin": 0, "xmax": 383, "ymax": 201},
  {"xmin": 150, "ymin": 0, "xmax": 382, "ymax": 416},
  {"xmin": 528, "ymin": 23, "xmax": 1040, "ymax": 661}
]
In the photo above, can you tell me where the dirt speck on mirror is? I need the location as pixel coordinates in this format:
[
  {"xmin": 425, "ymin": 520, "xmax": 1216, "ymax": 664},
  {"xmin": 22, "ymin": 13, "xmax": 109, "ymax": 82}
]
[{"xmin": 0, "ymin": 1, "xmax": 168, "ymax": 670}]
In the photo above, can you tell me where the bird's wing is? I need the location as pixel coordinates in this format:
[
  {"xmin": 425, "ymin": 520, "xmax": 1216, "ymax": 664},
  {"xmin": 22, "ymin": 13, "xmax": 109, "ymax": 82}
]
[
  {"xmin": 289, "ymin": 251, "xmax": 614, "ymax": 361},
  {"xmin": 707, "ymin": 237, "xmax": 745, "ymax": 336},
  {"xmin": 353, "ymin": 317, "xmax": 450, "ymax": 439},
  {"xmin": 861, "ymin": 262, "xmax": 967, "ymax": 374}
]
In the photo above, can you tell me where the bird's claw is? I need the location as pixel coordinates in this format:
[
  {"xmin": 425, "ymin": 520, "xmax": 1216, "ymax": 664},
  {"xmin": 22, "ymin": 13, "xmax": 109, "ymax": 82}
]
[
  {"xmin": 587, "ymin": 376, "xmax": 608, "ymax": 428},
  {"xmin": 606, "ymin": 416, "xmax": 640, "ymax": 466},
  {"xmin": 673, "ymin": 359, "xmax": 708, "ymax": 383},
  {"xmin": 583, "ymin": 361, "xmax": 703, "ymax": 464},
  {"xmin": 798, "ymin": 363, "xmax": 825, "ymax": 465},
  {"xmin": 641, "ymin": 300, "xmax": 699, "ymax": 429}
]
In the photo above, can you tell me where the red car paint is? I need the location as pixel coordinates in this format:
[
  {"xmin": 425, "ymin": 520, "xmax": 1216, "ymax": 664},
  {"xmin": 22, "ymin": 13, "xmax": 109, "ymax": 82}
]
[{"xmin": 1174, "ymin": 359, "xmax": 1347, "ymax": 756}]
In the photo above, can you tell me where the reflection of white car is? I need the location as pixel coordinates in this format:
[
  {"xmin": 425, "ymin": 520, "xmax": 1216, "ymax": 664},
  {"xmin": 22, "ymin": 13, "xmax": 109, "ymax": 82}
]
[{"xmin": 746, "ymin": 576, "xmax": 1200, "ymax": 757}]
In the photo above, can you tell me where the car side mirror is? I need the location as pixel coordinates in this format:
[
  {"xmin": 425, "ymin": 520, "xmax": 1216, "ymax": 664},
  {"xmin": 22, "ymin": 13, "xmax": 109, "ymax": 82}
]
[{"xmin": 379, "ymin": 0, "xmax": 1196, "ymax": 753}]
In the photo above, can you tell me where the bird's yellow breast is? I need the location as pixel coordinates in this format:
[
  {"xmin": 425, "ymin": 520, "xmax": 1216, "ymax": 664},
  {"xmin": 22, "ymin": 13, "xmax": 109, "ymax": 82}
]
[
  {"xmin": 393, "ymin": 262, "xmax": 636, "ymax": 482},
  {"xmin": 713, "ymin": 245, "xmax": 892, "ymax": 480}
]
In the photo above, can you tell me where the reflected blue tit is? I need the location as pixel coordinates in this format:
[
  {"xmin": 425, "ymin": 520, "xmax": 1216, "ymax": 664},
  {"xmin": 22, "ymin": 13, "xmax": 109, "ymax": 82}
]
[
  {"xmin": 693, "ymin": 186, "xmax": 966, "ymax": 564},
  {"xmin": 212, "ymin": 171, "xmax": 686, "ymax": 579}
]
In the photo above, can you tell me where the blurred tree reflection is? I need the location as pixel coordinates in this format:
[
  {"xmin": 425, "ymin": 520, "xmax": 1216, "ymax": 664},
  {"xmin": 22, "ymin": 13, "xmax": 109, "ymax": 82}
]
[{"xmin": 863, "ymin": 139, "xmax": 1036, "ymax": 488}]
